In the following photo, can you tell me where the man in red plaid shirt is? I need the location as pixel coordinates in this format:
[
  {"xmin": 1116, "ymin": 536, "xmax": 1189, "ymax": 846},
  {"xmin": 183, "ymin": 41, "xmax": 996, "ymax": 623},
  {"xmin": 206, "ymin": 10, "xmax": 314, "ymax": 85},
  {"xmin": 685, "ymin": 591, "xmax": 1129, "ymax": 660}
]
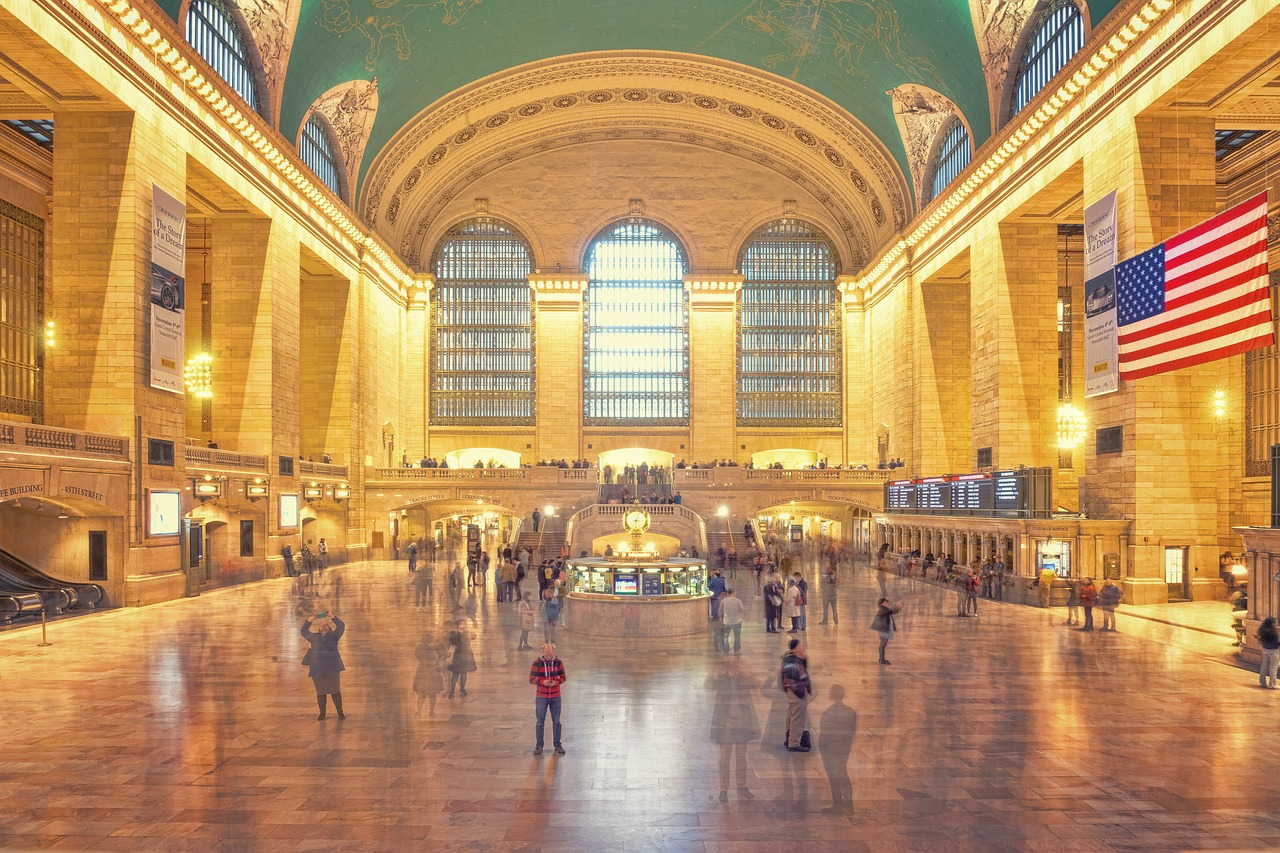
[{"xmin": 530, "ymin": 642, "xmax": 567, "ymax": 755}]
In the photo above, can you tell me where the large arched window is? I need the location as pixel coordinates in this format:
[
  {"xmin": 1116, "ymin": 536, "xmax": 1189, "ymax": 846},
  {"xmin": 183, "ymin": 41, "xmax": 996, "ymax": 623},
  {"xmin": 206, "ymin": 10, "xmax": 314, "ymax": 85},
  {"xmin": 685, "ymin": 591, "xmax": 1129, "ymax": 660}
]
[
  {"xmin": 737, "ymin": 220, "xmax": 841, "ymax": 425},
  {"xmin": 185, "ymin": 0, "xmax": 262, "ymax": 114},
  {"xmin": 299, "ymin": 114, "xmax": 344, "ymax": 200},
  {"xmin": 583, "ymin": 221, "xmax": 689, "ymax": 425},
  {"xmin": 1010, "ymin": 0, "xmax": 1084, "ymax": 118},
  {"xmin": 930, "ymin": 119, "xmax": 971, "ymax": 201},
  {"xmin": 430, "ymin": 219, "xmax": 535, "ymax": 425}
]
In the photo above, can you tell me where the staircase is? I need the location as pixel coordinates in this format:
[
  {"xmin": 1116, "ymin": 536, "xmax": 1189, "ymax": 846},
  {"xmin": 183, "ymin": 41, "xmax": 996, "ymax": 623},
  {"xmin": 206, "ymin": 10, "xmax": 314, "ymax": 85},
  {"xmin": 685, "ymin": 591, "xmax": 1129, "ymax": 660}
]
[{"xmin": 513, "ymin": 531, "xmax": 567, "ymax": 563}]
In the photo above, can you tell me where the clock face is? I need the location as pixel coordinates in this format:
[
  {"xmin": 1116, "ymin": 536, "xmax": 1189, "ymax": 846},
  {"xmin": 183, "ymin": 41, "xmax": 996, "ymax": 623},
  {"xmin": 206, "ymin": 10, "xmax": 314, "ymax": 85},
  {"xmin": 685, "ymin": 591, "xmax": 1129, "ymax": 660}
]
[{"xmin": 624, "ymin": 510, "xmax": 650, "ymax": 533}]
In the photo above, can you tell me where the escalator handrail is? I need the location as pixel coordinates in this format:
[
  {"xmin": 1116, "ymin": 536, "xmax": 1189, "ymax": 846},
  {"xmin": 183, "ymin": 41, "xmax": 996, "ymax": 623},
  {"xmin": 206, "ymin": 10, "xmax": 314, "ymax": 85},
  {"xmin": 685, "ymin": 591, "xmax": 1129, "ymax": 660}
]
[{"xmin": 0, "ymin": 546, "xmax": 103, "ymax": 604}]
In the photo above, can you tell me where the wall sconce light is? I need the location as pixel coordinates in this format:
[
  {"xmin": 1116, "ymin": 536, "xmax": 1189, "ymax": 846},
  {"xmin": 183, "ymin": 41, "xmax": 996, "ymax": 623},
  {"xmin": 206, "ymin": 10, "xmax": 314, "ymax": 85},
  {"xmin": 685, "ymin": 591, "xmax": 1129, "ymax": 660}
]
[
  {"xmin": 246, "ymin": 478, "xmax": 268, "ymax": 501},
  {"xmin": 44, "ymin": 320, "xmax": 55, "ymax": 349},
  {"xmin": 1213, "ymin": 389, "xmax": 1227, "ymax": 418},
  {"xmin": 194, "ymin": 475, "xmax": 222, "ymax": 501},
  {"xmin": 186, "ymin": 352, "xmax": 214, "ymax": 399},
  {"xmin": 1057, "ymin": 403, "xmax": 1087, "ymax": 449}
]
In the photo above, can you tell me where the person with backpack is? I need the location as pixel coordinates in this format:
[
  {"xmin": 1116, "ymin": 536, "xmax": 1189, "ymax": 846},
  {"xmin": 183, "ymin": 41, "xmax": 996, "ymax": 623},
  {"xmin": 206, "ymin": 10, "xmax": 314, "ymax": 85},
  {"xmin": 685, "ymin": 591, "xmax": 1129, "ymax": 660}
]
[
  {"xmin": 517, "ymin": 591, "xmax": 537, "ymax": 650},
  {"xmin": 407, "ymin": 540, "xmax": 418, "ymax": 573},
  {"xmin": 780, "ymin": 639, "xmax": 812, "ymax": 752}
]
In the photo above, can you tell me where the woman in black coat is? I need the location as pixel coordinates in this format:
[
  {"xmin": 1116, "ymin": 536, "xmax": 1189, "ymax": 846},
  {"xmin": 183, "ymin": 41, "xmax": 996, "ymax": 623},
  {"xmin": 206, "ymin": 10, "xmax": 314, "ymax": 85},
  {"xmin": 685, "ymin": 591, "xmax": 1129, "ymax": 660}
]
[{"xmin": 301, "ymin": 611, "xmax": 346, "ymax": 719}]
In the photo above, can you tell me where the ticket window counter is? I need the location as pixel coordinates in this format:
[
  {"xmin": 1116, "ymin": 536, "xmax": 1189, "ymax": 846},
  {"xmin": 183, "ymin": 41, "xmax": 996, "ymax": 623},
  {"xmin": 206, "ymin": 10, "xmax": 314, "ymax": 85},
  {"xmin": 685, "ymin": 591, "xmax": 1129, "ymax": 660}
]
[{"xmin": 1036, "ymin": 540, "xmax": 1072, "ymax": 577}]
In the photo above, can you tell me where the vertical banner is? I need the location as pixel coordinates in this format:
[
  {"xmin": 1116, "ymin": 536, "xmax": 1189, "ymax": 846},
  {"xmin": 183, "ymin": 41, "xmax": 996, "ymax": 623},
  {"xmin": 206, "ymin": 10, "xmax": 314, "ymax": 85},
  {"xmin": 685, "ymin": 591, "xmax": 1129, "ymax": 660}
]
[
  {"xmin": 1083, "ymin": 190, "xmax": 1119, "ymax": 397},
  {"xmin": 150, "ymin": 185, "xmax": 186, "ymax": 393}
]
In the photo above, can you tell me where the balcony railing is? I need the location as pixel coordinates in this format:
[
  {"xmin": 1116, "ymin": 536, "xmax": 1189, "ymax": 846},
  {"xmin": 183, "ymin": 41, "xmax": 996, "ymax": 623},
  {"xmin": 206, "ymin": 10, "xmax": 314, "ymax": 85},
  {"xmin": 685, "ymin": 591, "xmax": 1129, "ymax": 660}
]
[
  {"xmin": 185, "ymin": 446, "xmax": 269, "ymax": 472},
  {"xmin": 299, "ymin": 460, "xmax": 350, "ymax": 480},
  {"xmin": 0, "ymin": 419, "xmax": 129, "ymax": 462}
]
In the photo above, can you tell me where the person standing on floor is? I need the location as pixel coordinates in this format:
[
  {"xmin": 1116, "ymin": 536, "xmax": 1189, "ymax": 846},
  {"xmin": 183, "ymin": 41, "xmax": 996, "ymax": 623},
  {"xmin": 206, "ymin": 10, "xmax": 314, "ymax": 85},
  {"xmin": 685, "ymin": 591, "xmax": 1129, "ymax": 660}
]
[
  {"xmin": 300, "ymin": 610, "xmax": 346, "ymax": 720},
  {"xmin": 530, "ymin": 643, "xmax": 566, "ymax": 755},
  {"xmin": 531, "ymin": 507, "xmax": 541, "ymax": 533},
  {"xmin": 517, "ymin": 591, "xmax": 537, "ymax": 650},
  {"xmin": 818, "ymin": 684, "xmax": 857, "ymax": 814},
  {"xmin": 819, "ymin": 565, "xmax": 838, "ymax": 625},
  {"xmin": 1077, "ymin": 577, "xmax": 1098, "ymax": 631},
  {"xmin": 763, "ymin": 571, "xmax": 784, "ymax": 633},
  {"xmin": 318, "ymin": 538, "xmax": 329, "ymax": 570},
  {"xmin": 412, "ymin": 632, "xmax": 444, "ymax": 716},
  {"xmin": 448, "ymin": 561, "xmax": 463, "ymax": 610},
  {"xmin": 1257, "ymin": 617, "xmax": 1280, "ymax": 689},
  {"xmin": 780, "ymin": 638, "xmax": 812, "ymax": 752},
  {"xmin": 795, "ymin": 571, "xmax": 809, "ymax": 631},
  {"xmin": 413, "ymin": 563, "xmax": 432, "ymax": 611},
  {"xmin": 720, "ymin": 587, "xmax": 745, "ymax": 654},
  {"xmin": 445, "ymin": 618, "xmax": 476, "ymax": 698},
  {"xmin": 709, "ymin": 654, "xmax": 759, "ymax": 802},
  {"xmin": 1099, "ymin": 578, "xmax": 1122, "ymax": 631},
  {"xmin": 543, "ymin": 588, "xmax": 562, "ymax": 644},
  {"xmin": 784, "ymin": 576, "xmax": 802, "ymax": 634},
  {"xmin": 871, "ymin": 598, "xmax": 901, "ymax": 665},
  {"xmin": 407, "ymin": 540, "xmax": 418, "ymax": 573},
  {"xmin": 708, "ymin": 571, "xmax": 727, "ymax": 622},
  {"xmin": 963, "ymin": 567, "xmax": 979, "ymax": 618},
  {"xmin": 1064, "ymin": 582, "xmax": 1080, "ymax": 626},
  {"xmin": 993, "ymin": 557, "xmax": 1006, "ymax": 601}
]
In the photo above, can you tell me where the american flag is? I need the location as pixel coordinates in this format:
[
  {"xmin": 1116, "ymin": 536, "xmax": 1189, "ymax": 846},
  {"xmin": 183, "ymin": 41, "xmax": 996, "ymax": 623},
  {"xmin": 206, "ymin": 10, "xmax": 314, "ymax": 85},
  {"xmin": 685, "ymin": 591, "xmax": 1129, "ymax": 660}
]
[{"xmin": 1116, "ymin": 191, "xmax": 1273, "ymax": 381}]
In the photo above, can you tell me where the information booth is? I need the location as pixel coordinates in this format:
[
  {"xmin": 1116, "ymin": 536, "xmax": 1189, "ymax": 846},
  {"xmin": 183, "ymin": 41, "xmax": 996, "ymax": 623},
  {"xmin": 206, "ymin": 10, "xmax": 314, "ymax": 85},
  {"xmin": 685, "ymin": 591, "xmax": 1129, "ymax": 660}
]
[{"xmin": 564, "ymin": 509, "xmax": 710, "ymax": 637}]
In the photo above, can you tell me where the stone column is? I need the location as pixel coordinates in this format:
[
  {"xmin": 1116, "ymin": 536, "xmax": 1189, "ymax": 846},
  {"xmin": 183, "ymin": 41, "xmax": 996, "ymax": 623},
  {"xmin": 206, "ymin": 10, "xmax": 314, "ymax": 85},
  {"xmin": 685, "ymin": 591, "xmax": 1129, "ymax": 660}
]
[
  {"xmin": 839, "ymin": 278, "xmax": 868, "ymax": 465},
  {"xmin": 916, "ymin": 277, "xmax": 973, "ymax": 473},
  {"xmin": 1083, "ymin": 110, "xmax": 1226, "ymax": 604},
  {"xmin": 404, "ymin": 276, "xmax": 432, "ymax": 462},
  {"xmin": 49, "ymin": 110, "xmax": 187, "ymax": 599},
  {"xmin": 530, "ymin": 275, "xmax": 586, "ymax": 461},
  {"xmin": 686, "ymin": 276, "xmax": 740, "ymax": 461},
  {"xmin": 969, "ymin": 218, "xmax": 1059, "ymax": 470}
]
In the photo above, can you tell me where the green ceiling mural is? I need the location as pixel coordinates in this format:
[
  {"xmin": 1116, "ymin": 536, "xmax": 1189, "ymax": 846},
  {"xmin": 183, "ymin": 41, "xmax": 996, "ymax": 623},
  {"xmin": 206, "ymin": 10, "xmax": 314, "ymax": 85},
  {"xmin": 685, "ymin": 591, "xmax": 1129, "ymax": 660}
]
[{"xmin": 152, "ymin": 0, "xmax": 1122, "ymax": 196}]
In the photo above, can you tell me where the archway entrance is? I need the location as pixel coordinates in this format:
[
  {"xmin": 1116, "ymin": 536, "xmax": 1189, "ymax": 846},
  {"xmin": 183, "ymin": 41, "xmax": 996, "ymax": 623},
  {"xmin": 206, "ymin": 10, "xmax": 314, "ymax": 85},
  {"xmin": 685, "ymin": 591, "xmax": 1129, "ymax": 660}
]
[{"xmin": 750, "ymin": 448, "xmax": 827, "ymax": 469}]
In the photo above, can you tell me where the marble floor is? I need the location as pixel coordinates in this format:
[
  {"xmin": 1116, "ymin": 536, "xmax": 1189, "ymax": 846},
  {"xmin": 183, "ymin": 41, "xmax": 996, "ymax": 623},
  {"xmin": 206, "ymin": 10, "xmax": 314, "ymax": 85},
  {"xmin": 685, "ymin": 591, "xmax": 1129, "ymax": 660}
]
[{"xmin": 1, "ymin": 557, "xmax": 1277, "ymax": 852}]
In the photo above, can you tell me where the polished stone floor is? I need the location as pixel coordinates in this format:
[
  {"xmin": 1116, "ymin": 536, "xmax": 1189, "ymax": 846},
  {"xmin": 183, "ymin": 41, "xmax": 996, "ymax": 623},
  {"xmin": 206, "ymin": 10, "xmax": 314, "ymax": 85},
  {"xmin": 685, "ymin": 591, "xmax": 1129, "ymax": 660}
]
[{"xmin": 2, "ymin": 556, "xmax": 1278, "ymax": 852}]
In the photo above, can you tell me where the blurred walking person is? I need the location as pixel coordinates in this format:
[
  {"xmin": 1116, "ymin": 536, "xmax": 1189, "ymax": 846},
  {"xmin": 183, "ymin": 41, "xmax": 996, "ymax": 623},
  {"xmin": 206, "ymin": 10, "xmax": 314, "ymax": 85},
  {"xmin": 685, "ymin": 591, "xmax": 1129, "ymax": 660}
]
[{"xmin": 445, "ymin": 618, "xmax": 476, "ymax": 698}]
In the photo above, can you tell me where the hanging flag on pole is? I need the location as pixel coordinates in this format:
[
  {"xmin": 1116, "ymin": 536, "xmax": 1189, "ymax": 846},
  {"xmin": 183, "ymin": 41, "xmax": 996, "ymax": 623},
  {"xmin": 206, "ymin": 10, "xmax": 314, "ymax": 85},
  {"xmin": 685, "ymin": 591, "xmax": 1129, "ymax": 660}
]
[{"xmin": 1116, "ymin": 191, "xmax": 1272, "ymax": 381}]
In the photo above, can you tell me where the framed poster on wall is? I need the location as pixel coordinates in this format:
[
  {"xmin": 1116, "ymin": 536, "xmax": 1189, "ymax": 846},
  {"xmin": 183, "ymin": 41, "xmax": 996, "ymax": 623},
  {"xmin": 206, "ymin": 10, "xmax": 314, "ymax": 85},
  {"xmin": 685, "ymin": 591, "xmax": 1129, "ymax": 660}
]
[
  {"xmin": 280, "ymin": 493, "xmax": 299, "ymax": 529},
  {"xmin": 148, "ymin": 490, "xmax": 181, "ymax": 537}
]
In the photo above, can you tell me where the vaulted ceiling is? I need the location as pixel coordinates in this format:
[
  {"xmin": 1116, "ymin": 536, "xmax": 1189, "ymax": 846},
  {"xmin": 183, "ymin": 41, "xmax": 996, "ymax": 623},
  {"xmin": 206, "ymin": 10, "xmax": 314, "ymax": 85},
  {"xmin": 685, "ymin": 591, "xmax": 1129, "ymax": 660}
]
[{"xmin": 152, "ymin": 0, "xmax": 1124, "ymax": 267}]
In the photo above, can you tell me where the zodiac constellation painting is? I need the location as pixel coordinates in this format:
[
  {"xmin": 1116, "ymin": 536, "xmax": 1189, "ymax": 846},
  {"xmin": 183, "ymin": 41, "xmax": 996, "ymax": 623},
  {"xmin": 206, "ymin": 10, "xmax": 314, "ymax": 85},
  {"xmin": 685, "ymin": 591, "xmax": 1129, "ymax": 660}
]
[
  {"xmin": 743, "ymin": 0, "xmax": 949, "ymax": 95},
  {"xmin": 320, "ymin": 0, "xmax": 483, "ymax": 71}
]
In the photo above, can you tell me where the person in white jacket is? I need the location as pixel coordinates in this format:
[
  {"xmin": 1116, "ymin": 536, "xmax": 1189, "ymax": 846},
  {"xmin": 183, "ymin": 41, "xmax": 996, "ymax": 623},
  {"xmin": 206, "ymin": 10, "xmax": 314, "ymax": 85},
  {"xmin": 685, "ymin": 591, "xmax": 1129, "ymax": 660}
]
[{"xmin": 784, "ymin": 579, "xmax": 802, "ymax": 634}]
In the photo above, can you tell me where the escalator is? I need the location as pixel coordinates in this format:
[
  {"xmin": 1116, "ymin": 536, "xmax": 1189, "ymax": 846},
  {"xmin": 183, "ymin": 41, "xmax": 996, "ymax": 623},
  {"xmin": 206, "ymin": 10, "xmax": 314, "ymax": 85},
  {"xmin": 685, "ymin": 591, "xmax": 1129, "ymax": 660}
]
[{"xmin": 0, "ymin": 546, "xmax": 106, "ymax": 618}]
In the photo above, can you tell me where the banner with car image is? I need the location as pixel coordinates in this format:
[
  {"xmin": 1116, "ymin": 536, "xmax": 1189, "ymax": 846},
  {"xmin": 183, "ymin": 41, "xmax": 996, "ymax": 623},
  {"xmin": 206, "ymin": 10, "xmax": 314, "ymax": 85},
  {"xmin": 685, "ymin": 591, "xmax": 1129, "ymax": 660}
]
[
  {"xmin": 1083, "ymin": 190, "xmax": 1119, "ymax": 397},
  {"xmin": 150, "ymin": 185, "xmax": 186, "ymax": 394}
]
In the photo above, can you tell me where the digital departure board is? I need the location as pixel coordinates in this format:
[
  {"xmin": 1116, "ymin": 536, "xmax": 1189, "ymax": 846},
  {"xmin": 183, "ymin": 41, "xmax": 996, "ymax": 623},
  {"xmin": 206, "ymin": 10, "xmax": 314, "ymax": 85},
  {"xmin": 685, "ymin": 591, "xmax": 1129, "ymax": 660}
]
[
  {"xmin": 886, "ymin": 480, "xmax": 915, "ymax": 511},
  {"xmin": 883, "ymin": 468, "xmax": 1051, "ymax": 519}
]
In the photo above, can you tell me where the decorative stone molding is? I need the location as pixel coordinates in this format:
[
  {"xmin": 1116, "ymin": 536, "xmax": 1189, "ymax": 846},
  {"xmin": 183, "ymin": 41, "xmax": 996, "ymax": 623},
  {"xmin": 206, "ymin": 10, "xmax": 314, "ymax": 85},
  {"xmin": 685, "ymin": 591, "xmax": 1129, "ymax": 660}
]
[
  {"xmin": 361, "ymin": 53, "xmax": 911, "ymax": 265},
  {"xmin": 528, "ymin": 274, "xmax": 587, "ymax": 306},
  {"xmin": 888, "ymin": 85, "xmax": 969, "ymax": 210},
  {"xmin": 305, "ymin": 77, "xmax": 379, "ymax": 203},
  {"xmin": 685, "ymin": 275, "xmax": 742, "ymax": 307}
]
